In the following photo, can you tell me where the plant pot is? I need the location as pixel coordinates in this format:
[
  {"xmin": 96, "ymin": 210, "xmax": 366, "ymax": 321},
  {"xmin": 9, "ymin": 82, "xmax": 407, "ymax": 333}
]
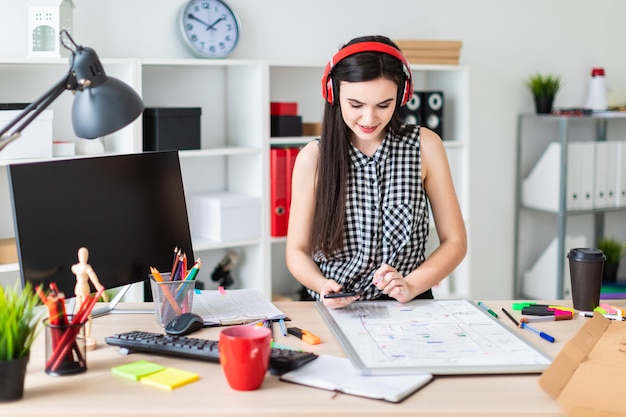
[
  {"xmin": 534, "ymin": 95, "xmax": 554, "ymax": 114},
  {"xmin": 0, "ymin": 353, "xmax": 29, "ymax": 402},
  {"xmin": 602, "ymin": 262, "xmax": 619, "ymax": 284}
]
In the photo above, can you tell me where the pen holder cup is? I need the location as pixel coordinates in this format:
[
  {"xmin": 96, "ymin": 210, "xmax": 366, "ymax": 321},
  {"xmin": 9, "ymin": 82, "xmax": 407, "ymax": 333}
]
[
  {"xmin": 149, "ymin": 274, "xmax": 196, "ymax": 327},
  {"xmin": 44, "ymin": 315, "xmax": 87, "ymax": 376}
]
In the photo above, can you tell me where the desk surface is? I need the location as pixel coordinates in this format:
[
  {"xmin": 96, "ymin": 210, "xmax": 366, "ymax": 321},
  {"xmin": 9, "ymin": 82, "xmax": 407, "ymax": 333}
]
[{"xmin": 0, "ymin": 300, "xmax": 608, "ymax": 417}]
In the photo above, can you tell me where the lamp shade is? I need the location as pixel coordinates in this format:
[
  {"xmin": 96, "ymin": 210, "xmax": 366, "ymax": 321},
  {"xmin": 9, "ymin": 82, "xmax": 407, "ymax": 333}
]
[{"xmin": 70, "ymin": 47, "xmax": 144, "ymax": 139}]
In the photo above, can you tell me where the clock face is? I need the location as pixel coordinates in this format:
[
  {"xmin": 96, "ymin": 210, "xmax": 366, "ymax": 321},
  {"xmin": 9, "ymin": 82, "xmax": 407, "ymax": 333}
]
[{"xmin": 179, "ymin": 0, "xmax": 240, "ymax": 58}]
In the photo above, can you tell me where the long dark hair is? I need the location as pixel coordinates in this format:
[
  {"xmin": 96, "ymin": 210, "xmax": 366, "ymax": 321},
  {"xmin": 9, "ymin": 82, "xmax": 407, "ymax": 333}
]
[{"xmin": 311, "ymin": 35, "xmax": 412, "ymax": 256}]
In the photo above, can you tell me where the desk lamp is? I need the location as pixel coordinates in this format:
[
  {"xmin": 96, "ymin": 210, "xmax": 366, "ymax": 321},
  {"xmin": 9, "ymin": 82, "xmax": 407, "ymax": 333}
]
[{"xmin": 0, "ymin": 30, "xmax": 144, "ymax": 152}]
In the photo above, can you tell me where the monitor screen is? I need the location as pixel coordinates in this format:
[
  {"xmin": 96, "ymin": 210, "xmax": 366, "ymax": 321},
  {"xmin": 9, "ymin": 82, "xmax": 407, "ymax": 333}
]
[{"xmin": 8, "ymin": 151, "xmax": 194, "ymax": 302}]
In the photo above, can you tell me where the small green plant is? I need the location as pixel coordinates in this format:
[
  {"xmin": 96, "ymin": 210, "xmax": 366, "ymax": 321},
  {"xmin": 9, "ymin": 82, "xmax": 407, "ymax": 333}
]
[
  {"xmin": 0, "ymin": 281, "xmax": 43, "ymax": 360},
  {"xmin": 525, "ymin": 72, "xmax": 562, "ymax": 97},
  {"xmin": 597, "ymin": 237, "xmax": 626, "ymax": 265}
]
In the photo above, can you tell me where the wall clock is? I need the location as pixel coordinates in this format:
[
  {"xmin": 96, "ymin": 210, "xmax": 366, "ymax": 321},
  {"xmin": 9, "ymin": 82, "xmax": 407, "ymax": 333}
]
[{"xmin": 179, "ymin": 0, "xmax": 241, "ymax": 59}]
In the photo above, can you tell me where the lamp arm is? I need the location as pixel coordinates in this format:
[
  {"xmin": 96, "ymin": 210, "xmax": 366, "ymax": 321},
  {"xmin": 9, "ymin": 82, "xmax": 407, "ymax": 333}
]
[{"xmin": 0, "ymin": 72, "xmax": 76, "ymax": 152}]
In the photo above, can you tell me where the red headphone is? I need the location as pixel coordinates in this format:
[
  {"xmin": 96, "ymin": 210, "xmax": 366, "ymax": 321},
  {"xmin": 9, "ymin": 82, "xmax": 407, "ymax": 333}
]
[{"xmin": 321, "ymin": 41, "xmax": 413, "ymax": 106}]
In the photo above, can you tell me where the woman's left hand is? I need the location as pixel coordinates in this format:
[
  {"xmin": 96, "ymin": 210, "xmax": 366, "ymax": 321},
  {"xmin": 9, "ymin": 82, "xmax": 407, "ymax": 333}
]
[{"xmin": 373, "ymin": 264, "xmax": 412, "ymax": 303}]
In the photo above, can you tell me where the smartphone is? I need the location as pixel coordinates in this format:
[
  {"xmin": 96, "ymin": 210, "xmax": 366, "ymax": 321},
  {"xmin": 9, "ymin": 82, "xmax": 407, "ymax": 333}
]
[{"xmin": 323, "ymin": 291, "xmax": 358, "ymax": 299}]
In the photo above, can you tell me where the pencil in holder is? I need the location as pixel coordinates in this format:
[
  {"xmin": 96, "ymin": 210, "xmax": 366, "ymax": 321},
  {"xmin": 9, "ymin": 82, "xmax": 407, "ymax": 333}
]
[
  {"xmin": 44, "ymin": 315, "xmax": 87, "ymax": 376},
  {"xmin": 149, "ymin": 273, "xmax": 196, "ymax": 327}
]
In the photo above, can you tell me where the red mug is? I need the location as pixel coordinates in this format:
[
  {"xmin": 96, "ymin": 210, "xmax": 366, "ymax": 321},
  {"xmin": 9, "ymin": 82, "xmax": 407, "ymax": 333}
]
[{"xmin": 219, "ymin": 325, "xmax": 271, "ymax": 390}]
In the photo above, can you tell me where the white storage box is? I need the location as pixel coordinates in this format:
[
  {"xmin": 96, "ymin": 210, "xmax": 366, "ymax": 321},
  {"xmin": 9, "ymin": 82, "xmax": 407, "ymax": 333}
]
[
  {"xmin": 522, "ymin": 235, "xmax": 587, "ymax": 299},
  {"xmin": 188, "ymin": 192, "xmax": 261, "ymax": 242},
  {"xmin": 0, "ymin": 110, "xmax": 53, "ymax": 159}
]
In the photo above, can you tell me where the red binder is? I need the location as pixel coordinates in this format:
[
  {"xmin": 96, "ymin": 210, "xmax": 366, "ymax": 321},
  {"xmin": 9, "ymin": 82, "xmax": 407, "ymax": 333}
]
[
  {"xmin": 270, "ymin": 148, "xmax": 288, "ymax": 237},
  {"xmin": 285, "ymin": 147, "xmax": 299, "ymax": 222}
]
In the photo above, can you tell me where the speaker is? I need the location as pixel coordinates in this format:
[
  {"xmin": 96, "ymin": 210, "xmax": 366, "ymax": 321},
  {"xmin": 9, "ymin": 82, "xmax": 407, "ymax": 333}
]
[
  {"xmin": 421, "ymin": 91, "xmax": 444, "ymax": 138},
  {"xmin": 398, "ymin": 91, "xmax": 423, "ymax": 125}
]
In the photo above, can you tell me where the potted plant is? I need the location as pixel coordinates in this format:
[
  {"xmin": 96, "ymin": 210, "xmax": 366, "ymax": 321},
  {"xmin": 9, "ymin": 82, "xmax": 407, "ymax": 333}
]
[
  {"xmin": 525, "ymin": 72, "xmax": 562, "ymax": 114},
  {"xmin": 0, "ymin": 281, "xmax": 43, "ymax": 402},
  {"xmin": 597, "ymin": 237, "xmax": 625, "ymax": 283}
]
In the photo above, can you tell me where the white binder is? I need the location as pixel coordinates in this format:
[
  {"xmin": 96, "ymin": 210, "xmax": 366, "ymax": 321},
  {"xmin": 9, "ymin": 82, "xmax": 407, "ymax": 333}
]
[
  {"xmin": 578, "ymin": 141, "xmax": 596, "ymax": 210},
  {"xmin": 522, "ymin": 142, "xmax": 595, "ymax": 212},
  {"xmin": 594, "ymin": 141, "xmax": 610, "ymax": 208},
  {"xmin": 522, "ymin": 235, "xmax": 587, "ymax": 299},
  {"xmin": 615, "ymin": 141, "xmax": 626, "ymax": 207}
]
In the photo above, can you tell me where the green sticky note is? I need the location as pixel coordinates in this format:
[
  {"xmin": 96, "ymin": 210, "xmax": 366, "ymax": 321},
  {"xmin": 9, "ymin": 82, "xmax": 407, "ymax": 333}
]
[
  {"xmin": 111, "ymin": 360, "xmax": 166, "ymax": 381},
  {"xmin": 140, "ymin": 367, "xmax": 200, "ymax": 390}
]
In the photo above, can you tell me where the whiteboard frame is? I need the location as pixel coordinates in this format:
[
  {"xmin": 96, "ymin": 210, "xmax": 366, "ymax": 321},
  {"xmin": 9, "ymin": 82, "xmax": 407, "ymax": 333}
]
[{"xmin": 316, "ymin": 299, "xmax": 552, "ymax": 375}]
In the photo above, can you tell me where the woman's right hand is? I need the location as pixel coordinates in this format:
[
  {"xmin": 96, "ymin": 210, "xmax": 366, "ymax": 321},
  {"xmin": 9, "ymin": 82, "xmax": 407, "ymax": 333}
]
[{"xmin": 319, "ymin": 279, "xmax": 360, "ymax": 309}]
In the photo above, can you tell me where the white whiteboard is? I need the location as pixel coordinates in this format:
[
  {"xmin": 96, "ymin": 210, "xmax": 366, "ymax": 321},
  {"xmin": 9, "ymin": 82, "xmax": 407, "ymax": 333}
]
[{"xmin": 316, "ymin": 299, "xmax": 552, "ymax": 375}]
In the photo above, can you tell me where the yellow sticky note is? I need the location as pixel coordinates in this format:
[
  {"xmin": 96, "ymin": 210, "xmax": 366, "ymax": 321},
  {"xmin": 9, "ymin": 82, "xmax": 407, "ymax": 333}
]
[
  {"xmin": 140, "ymin": 367, "xmax": 199, "ymax": 390},
  {"xmin": 111, "ymin": 360, "xmax": 166, "ymax": 381}
]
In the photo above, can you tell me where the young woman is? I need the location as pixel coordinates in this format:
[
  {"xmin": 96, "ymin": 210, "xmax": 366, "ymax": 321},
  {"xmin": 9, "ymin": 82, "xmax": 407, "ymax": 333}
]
[{"xmin": 286, "ymin": 35, "xmax": 466, "ymax": 308}]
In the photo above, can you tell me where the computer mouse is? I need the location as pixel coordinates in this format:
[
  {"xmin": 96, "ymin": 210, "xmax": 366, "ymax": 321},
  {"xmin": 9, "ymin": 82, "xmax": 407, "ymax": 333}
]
[{"xmin": 164, "ymin": 312, "xmax": 204, "ymax": 336}]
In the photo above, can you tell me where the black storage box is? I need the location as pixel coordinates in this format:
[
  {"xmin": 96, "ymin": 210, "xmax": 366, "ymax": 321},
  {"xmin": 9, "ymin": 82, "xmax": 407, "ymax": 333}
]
[
  {"xmin": 270, "ymin": 115, "xmax": 302, "ymax": 137},
  {"xmin": 143, "ymin": 107, "xmax": 201, "ymax": 151}
]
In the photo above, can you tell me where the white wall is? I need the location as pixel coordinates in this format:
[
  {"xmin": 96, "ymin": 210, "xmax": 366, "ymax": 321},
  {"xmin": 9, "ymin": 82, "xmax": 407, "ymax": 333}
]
[{"xmin": 2, "ymin": 0, "xmax": 626, "ymax": 298}]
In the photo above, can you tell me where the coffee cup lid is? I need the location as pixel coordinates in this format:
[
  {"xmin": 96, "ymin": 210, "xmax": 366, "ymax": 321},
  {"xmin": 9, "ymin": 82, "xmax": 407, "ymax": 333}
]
[{"xmin": 567, "ymin": 248, "xmax": 606, "ymax": 261}]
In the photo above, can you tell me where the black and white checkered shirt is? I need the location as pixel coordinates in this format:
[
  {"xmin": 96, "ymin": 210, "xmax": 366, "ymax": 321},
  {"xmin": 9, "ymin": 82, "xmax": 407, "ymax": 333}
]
[{"xmin": 312, "ymin": 124, "xmax": 429, "ymax": 300}]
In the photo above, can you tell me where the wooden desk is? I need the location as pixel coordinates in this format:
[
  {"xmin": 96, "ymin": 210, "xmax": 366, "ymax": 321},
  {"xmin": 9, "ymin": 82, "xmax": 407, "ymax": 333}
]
[{"xmin": 0, "ymin": 300, "xmax": 611, "ymax": 416}]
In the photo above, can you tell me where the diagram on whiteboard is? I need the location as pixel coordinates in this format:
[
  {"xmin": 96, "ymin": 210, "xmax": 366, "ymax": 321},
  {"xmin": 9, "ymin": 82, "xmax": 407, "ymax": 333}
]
[{"xmin": 317, "ymin": 299, "xmax": 552, "ymax": 375}]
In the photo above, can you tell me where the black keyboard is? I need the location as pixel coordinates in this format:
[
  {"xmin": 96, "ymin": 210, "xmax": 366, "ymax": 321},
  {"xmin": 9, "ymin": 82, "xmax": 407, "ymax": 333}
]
[{"xmin": 105, "ymin": 330, "xmax": 318, "ymax": 376}]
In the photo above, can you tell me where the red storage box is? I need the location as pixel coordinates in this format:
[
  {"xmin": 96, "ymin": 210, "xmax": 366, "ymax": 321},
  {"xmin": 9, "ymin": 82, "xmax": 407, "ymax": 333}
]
[{"xmin": 270, "ymin": 102, "xmax": 298, "ymax": 116}]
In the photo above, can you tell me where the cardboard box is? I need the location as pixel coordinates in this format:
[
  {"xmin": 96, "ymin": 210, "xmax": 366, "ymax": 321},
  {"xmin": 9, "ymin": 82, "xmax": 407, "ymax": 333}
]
[
  {"xmin": 0, "ymin": 110, "xmax": 53, "ymax": 159},
  {"xmin": 302, "ymin": 123, "xmax": 321, "ymax": 136},
  {"xmin": 393, "ymin": 40, "xmax": 462, "ymax": 65},
  {"xmin": 187, "ymin": 192, "xmax": 260, "ymax": 242},
  {"xmin": 0, "ymin": 238, "xmax": 18, "ymax": 264},
  {"xmin": 539, "ymin": 313, "xmax": 626, "ymax": 417}
]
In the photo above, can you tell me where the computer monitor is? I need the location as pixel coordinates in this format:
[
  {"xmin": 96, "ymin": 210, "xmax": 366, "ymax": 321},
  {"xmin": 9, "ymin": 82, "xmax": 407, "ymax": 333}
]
[{"xmin": 7, "ymin": 150, "xmax": 194, "ymax": 316}]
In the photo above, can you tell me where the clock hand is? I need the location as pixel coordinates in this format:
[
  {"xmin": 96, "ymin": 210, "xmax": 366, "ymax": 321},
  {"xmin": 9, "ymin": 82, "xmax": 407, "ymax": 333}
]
[
  {"xmin": 205, "ymin": 16, "xmax": 226, "ymax": 31},
  {"xmin": 186, "ymin": 13, "xmax": 212, "ymax": 30}
]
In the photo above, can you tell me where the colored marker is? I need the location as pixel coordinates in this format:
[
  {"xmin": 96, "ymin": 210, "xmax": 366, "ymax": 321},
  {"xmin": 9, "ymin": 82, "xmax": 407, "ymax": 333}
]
[
  {"xmin": 478, "ymin": 301, "xmax": 498, "ymax": 318},
  {"xmin": 600, "ymin": 303, "xmax": 616, "ymax": 315},
  {"xmin": 579, "ymin": 311, "xmax": 626, "ymax": 321},
  {"xmin": 501, "ymin": 308, "xmax": 520, "ymax": 326},
  {"xmin": 513, "ymin": 303, "xmax": 574, "ymax": 313},
  {"xmin": 287, "ymin": 327, "xmax": 321, "ymax": 345},
  {"xmin": 520, "ymin": 313, "xmax": 572, "ymax": 323},
  {"xmin": 520, "ymin": 322, "xmax": 555, "ymax": 343}
]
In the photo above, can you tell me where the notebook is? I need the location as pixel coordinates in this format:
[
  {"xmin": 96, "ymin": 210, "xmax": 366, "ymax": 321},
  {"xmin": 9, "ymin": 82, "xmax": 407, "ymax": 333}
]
[
  {"xmin": 191, "ymin": 288, "xmax": 286, "ymax": 326},
  {"xmin": 280, "ymin": 355, "xmax": 433, "ymax": 403}
]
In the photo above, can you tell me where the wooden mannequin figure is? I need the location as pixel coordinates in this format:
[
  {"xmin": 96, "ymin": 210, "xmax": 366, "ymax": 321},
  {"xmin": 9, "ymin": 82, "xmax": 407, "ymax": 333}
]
[{"xmin": 71, "ymin": 247, "xmax": 108, "ymax": 350}]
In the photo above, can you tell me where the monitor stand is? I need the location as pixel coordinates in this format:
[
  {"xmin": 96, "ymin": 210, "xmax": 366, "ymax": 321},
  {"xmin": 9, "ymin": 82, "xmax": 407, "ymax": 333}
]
[{"xmin": 91, "ymin": 284, "xmax": 153, "ymax": 318}]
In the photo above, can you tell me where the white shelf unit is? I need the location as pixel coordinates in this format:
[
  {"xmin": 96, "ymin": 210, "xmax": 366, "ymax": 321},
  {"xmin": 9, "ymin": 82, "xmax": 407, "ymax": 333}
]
[
  {"xmin": 0, "ymin": 59, "xmax": 470, "ymax": 300},
  {"xmin": 513, "ymin": 113, "xmax": 626, "ymax": 299},
  {"xmin": 140, "ymin": 59, "xmax": 269, "ymax": 296}
]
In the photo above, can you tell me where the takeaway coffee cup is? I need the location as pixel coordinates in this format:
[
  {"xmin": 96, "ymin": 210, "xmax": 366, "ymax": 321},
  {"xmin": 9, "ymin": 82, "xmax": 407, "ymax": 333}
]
[{"xmin": 567, "ymin": 248, "xmax": 605, "ymax": 312}]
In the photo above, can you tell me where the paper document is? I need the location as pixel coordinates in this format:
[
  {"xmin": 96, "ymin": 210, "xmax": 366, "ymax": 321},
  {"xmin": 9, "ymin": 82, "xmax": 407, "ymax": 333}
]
[
  {"xmin": 191, "ymin": 288, "xmax": 285, "ymax": 326},
  {"xmin": 280, "ymin": 355, "xmax": 432, "ymax": 403}
]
